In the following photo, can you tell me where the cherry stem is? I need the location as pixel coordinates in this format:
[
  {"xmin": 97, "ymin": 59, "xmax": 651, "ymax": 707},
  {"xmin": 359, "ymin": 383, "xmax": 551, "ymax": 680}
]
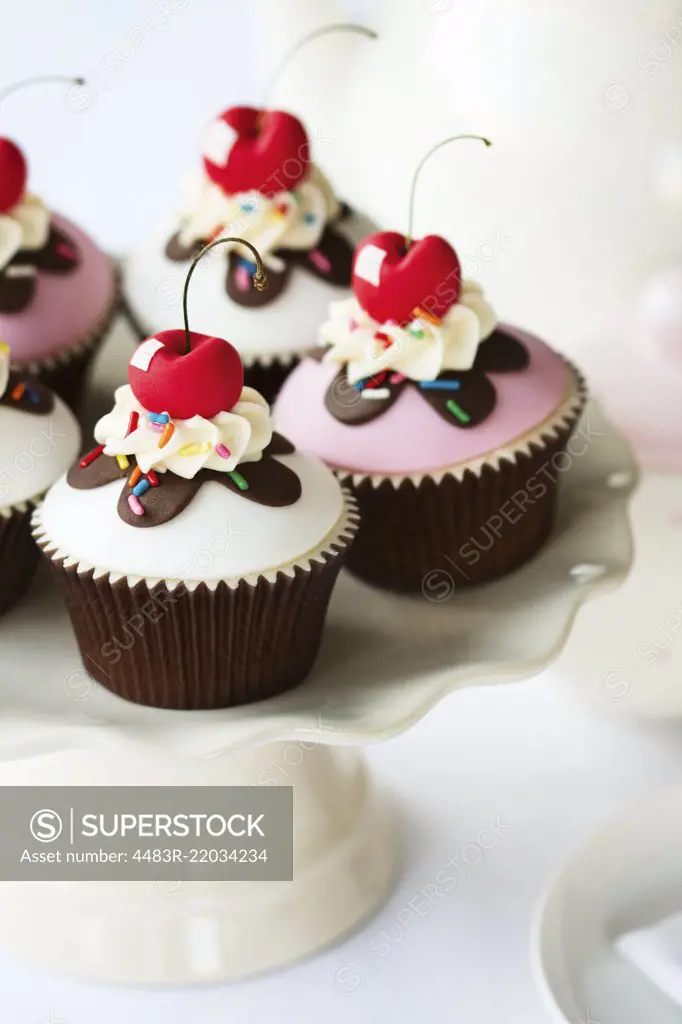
[
  {"xmin": 0, "ymin": 75, "xmax": 85, "ymax": 108},
  {"xmin": 182, "ymin": 238, "xmax": 268, "ymax": 355},
  {"xmin": 265, "ymin": 23, "xmax": 377, "ymax": 102},
  {"xmin": 405, "ymin": 134, "xmax": 492, "ymax": 249}
]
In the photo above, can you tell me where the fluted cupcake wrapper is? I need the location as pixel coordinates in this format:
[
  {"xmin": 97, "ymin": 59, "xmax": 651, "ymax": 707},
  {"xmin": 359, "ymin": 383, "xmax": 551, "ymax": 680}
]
[
  {"xmin": 0, "ymin": 501, "xmax": 41, "ymax": 616},
  {"xmin": 12, "ymin": 277, "xmax": 121, "ymax": 413},
  {"xmin": 338, "ymin": 370, "xmax": 588, "ymax": 594},
  {"xmin": 33, "ymin": 494, "xmax": 359, "ymax": 710}
]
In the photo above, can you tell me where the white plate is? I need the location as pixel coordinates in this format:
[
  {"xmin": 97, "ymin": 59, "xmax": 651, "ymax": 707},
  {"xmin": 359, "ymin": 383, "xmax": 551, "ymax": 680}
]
[{"xmin": 534, "ymin": 784, "xmax": 682, "ymax": 1024}]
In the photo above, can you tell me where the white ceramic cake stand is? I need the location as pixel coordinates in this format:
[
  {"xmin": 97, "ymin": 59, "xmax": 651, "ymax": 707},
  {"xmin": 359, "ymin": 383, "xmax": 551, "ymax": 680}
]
[{"xmin": 0, "ymin": 383, "xmax": 636, "ymax": 984}]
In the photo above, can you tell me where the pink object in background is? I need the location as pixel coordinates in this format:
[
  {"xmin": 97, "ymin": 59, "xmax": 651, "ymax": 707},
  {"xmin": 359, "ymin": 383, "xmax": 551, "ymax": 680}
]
[{"xmin": 577, "ymin": 266, "xmax": 682, "ymax": 474}]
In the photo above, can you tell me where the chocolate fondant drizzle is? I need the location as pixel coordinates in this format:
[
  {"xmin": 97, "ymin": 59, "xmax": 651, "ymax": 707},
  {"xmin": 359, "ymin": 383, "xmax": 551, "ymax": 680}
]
[
  {"xmin": 67, "ymin": 432, "xmax": 302, "ymax": 528},
  {"xmin": 165, "ymin": 207, "xmax": 355, "ymax": 308},
  {"xmin": 0, "ymin": 373, "xmax": 55, "ymax": 415},
  {"xmin": 0, "ymin": 222, "xmax": 81, "ymax": 314},
  {"xmin": 324, "ymin": 328, "xmax": 530, "ymax": 427}
]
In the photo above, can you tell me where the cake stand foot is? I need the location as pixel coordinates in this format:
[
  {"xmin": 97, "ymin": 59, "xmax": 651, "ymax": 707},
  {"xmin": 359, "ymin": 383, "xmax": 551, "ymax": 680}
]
[{"xmin": 0, "ymin": 742, "xmax": 397, "ymax": 984}]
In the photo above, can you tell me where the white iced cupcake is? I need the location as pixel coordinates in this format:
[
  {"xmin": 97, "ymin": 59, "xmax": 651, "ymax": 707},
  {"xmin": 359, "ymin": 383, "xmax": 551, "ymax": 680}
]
[
  {"xmin": 124, "ymin": 105, "xmax": 370, "ymax": 402},
  {"xmin": 33, "ymin": 327, "xmax": 357, "ymax": 709},
  {"xmin": 0, "ymin": 342, "xmax": 80, "ymax": 615}
]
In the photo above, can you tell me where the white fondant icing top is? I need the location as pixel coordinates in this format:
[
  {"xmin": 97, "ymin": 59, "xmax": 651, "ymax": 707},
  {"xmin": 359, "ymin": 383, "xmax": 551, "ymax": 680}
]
[
  {"xmin": 0, "ymin": 394, "xmax": 80, "ymax": 511},
  {"xmin": 39, "ymin": 452, "xmax": 346, "ymax": 583},
  {"xmin": 123, "ymin": 208, "xmax": 371, "ymax": 364}
]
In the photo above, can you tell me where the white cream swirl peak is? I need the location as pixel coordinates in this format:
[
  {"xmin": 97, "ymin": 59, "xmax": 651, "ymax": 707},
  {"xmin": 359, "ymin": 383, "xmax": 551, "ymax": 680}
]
[
  {"xmin": 96, "ymin": 384, "xmax": 272, "ymax": 479},
  {"xmin": 321, "ymin": 281, "xmax": 497, "ymax": 385},
  {"xmin": 177, "ymin": 165, "xmax": 340, "ymax": 274}
]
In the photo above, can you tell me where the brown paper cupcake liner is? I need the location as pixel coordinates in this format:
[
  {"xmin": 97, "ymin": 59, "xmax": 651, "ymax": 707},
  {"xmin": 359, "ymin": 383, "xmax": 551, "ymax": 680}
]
[
  {"xmin": 0, "ymin": 501, "xmax": 41, "ymax": 616},
  {"xmin": 33, "ymin": 493, "xmax": 358, "ymax": 710},
  {"xmin": 339, "ymin": 368, "xmax": 588, "ymax": 593},
  {"xmin": 12, "ymin": 273, "xmax": 121, "ymax": 413}
]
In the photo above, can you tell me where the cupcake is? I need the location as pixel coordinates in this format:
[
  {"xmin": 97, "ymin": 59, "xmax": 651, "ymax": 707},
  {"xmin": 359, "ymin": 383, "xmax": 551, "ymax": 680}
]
[
  {"xmin": 123, "ymin": 103, "xmax": 369, "ymax": 402},
  {"xmin": 274, "ymin": 228, "xmax": 587, "ymax": 593},
  {"xmin": 33, "ymin": 246, "xmax": 358, "ymax": 709},
  {"xmin": 0, "ymin": 341, "xmax": 80, "ymax": 615},
  {"xmin": 0, "ymin": 78, "xmax": 118, "ymax": 410}
]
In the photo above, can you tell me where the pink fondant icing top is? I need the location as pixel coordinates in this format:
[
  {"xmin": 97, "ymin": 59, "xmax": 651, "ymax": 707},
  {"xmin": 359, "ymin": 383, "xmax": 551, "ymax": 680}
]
[
  {"xmin": 0, "ymin": 213, "xmax": 116, "ymax": 362},
  {"xmin": 274, "ymin": 325, "xmax": 570, "ymax": 475}
]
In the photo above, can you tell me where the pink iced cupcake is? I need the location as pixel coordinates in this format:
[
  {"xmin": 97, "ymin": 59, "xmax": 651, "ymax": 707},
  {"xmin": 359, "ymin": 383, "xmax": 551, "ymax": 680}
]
[
  {"xmin": 275, "ymin": 228, "xmax": 587, "ymax": 592},
  {"xmin": 0, "ymin": 79, "xmax": 118, "ymax": 409}
]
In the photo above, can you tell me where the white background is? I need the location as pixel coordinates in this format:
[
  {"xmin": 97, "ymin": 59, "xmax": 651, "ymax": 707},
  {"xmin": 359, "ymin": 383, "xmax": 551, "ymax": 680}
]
[{"xmin": 3, "ymin": 1, "xmax": 682, "ymax": 1021}]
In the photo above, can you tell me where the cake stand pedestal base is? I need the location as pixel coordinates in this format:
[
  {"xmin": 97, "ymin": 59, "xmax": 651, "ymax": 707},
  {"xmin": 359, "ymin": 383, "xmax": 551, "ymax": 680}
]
[{"xmin": 0, "ymin": 742, "xmax": 396, "ymax": 984}]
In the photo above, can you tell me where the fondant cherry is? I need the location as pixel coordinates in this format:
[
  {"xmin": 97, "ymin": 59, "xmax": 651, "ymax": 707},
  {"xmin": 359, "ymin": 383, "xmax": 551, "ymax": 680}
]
[
  {"xmin": 352, "ymin": 230, "xmax": 462, "ymax": 324},
  {"xmin": 0, "ymin": 139, "xmax": 27, "ymax": 213},
  {"xmin": 352, "ymin": 134, "xmax": 492, "ymax": 325},
  {"xmin": 129, "ymin": 329, "xmax": 244, "ymax": 420},
  {"xmin": 0, "ymin": 74, "xmax": 85, "ymax": 213},
  {"xmin": 129, "ymin": 236, "xmax": 268, "ymax": 420},
  {"xmin": 203, "ymin": 106, "xmax": 310, "ymax": 197}
]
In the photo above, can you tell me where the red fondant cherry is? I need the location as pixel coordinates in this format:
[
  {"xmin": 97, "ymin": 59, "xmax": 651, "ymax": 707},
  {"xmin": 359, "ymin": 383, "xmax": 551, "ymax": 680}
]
[
  {"xmin": 352, "ymin": 230, "xmax": 462, "ymax": 325},
  {"xmin": 0, "ymin": 139, "xmax": 27, "ymax": 213},
  {"xmin": 203, "ymin": 106, "xmax": 310, "ymax": 198},
  {"xmin": 128, "ymin": 329, "xmax": 244, "ymax": 420}
]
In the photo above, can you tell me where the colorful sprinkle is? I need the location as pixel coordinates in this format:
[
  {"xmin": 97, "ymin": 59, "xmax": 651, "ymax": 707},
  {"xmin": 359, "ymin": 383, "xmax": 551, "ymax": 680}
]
[
  {"xmin": 159, "ymin": 423, "xmax": 175, "ymax": 449},
  {"xmin": 129, "ymin": 465, "xmax": 143, "ymax": 488},
  {"xmin": 446, "ymin": 399, "xmax": 471, "ymax": 424},
  {"xmin": 304, "ymin": 212, "xmax": 317, "ymax": 224},
  {"xmin": 419, "ymin": 379, "xmax": 461, "ymax": 391},
  {"xmin": 274, "ymin": 202, "xmax": 289, "ymax": 218},
  {"xmin": 239, "ymin": 201, "xmax": 256, "ymax": 214},
  {"xmin": 148, "ymin": 411, "xmax": 170, "ymax": 425},
  {"xmin": 364, "ymin": 372, "xmax": 388, "ymax": 390},
  {"xmin": 133, "ymin": 479, "xmax": 151, "ymax": 497},
  {"xmin": 406, "ymin": 324, "xmax": 425, "ymax": 339},
  {"xmin": 178, "ymin": 442, "xmax": 212, "ymax": 457},
  {"xmin": 126, "ymin": 411, "xmax": 139, "ymax": 437},
  {"xmin": 25, "ymin": 383, "xmax": 40, "ymax": 404},
  {"xmin": 235, "ymin": 264, "xmax": 252, "ymax": 293},
  {"xmin": 80, "ymin": 444, "xmax": 105, "ymax": 469},
  {"xmin": 147, "ymin": 470, "xmax": 159, "ymax": 487},
  {"xmin": 215, "ymin": 443, "xmax": 231, "ymax": 460},
  {"xmin": 127, "ymin": 494, "xmax": 145, "ymax": 517},
  {"xmin": 412, "ymin": 305, "xmax": 442, "ymax": 326},
  {"xmin": 116, "ymin": 454, "xmax": 130, "ymax": 471},
  {"xmin": 309, "ymin": 249, "xmax": 331, "ymax": 274},
  {"xmin": 11, "ymin": 382, "xmax": 25, "ymax": 401},
  {"xmin": 390, "ymin": 373, "xmax": 407, "ymax": 384},
  {"xmin": 349, "ymin": 317, "xmax": 359, "ymax": 332},
  {"xmin": 56, "ymin": 242, "xmax": 78, "ymax": 261},
  {"xmin": 374, "ymin": 331, "xmax": 392, "ymax": 350},
  {"xmin": 361, "ymin": 388, "xmax": 391, "ymax": 400},
  {"xmin": 228, "ymin": 470, "xmax": 249, "ymax": 491}
]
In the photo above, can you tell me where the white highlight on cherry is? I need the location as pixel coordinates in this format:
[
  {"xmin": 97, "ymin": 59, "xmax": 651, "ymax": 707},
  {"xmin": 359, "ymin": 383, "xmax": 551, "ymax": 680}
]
[
  {"xmin": 130, "ymin": 338, "xmax": 165, "ymax": 373},
  {"xmin": 202, "ymin": 119, "xmax": 236, "ymax": 167},
  {"xmin": 354, "ymin": 243, "xmax": 387, "ymax": 287}
]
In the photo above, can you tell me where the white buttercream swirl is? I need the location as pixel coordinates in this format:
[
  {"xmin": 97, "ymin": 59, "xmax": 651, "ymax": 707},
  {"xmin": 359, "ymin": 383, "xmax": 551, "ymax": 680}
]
[
  {"xmin": 177, "ymin": 164, "xmax": 340, "ymax": 273},
  {"xmin": 321, "ymin": 282, "xmax": 497, "ymax": 385},
  {"xmin": 0, "ymin": 194, "xmax": 50, "ymax": 272},
  {"xmin": 95, "ymin": 385, "xmax": 273, "ymax": 479}
]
